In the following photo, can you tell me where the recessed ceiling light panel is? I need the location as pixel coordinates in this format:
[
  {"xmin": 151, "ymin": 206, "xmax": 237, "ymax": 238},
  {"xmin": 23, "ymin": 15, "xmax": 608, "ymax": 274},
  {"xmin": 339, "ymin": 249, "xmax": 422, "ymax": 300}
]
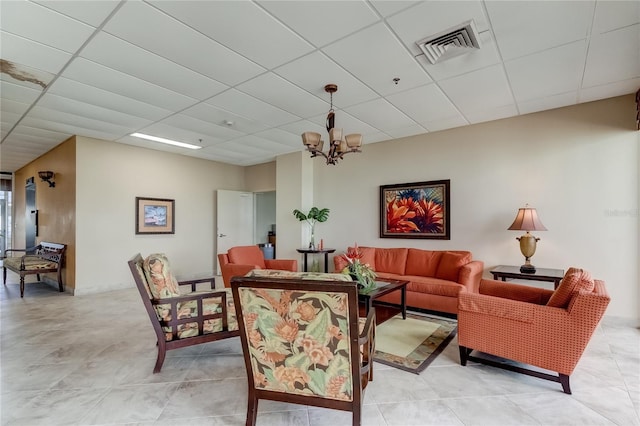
[{"xmin": 130, "ymin": 133, "xmax": 202, "ymax": 150}]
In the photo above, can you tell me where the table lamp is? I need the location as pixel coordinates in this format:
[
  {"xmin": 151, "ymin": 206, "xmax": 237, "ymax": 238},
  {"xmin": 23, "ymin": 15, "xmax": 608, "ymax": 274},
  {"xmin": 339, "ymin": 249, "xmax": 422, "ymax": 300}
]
[{"xmin": 508, "ymin": 204, "xmax": 547, "ymax": 273}]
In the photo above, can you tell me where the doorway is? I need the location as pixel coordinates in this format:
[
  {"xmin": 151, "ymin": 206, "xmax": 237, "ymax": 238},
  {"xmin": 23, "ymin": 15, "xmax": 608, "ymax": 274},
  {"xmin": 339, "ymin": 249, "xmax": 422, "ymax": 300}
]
[
  {"xmin": 25, "ymin": 177, "xmax": 37, "ymax": 249},
  {"xmin": 0, "ymin": 172, "xmax": 12, "ymax": 256}
]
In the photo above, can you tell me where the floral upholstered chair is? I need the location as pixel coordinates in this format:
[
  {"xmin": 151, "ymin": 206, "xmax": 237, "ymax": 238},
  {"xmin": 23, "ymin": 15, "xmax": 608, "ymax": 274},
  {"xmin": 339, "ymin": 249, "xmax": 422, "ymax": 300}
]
[
  {"xmin": 128, "ymin": 253, "xmax": 239, "ymax": 373},
  {"xmin": 458, "ymin": 267, "xmax": 610, "ymax": 394},
  {"xmin": 231, "ymin": 274, "xmax": 375, "ymax": 426}
]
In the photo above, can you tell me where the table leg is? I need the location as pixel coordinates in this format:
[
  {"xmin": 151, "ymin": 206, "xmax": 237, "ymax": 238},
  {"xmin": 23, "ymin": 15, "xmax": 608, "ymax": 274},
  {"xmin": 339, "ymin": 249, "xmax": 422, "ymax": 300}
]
[
  {"xmin": 323, "ymin": 252, "xmax": 329, "ymax": 273},
  {"xmin": 401, "ymin": 285, "xmax": 406, "ymax": 319},
  {"xmin": 303, "ymin": 253, "xmax": 308, "ymax": 272}
]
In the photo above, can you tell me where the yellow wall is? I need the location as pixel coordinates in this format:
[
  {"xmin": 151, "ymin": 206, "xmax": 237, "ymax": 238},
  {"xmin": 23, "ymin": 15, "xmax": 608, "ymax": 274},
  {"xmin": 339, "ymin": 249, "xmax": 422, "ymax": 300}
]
[{"xmin": 12, "ymin": 136, "xmax": 76, "ymax": 290}]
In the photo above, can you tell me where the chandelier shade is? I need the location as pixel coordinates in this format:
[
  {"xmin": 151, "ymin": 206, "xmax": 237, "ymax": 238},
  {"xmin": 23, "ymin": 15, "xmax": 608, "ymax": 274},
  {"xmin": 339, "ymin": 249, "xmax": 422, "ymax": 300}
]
[{"xmin": 302, "ymin": 84, "xmax": 362, "ymax": 165}]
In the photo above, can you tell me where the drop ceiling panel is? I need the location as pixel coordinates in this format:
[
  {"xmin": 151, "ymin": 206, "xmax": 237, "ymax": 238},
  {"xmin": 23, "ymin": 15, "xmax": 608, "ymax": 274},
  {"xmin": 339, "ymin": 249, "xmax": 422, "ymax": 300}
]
[
  {"xmin": 61, "ymin": 58, "xmax": 198, "ymax": 111},
  {"xmin": 37, "ymin": 93, "xmax": 152, "ymax": 128},
  {"xmin": 233, "ymin": 134, "xmax": 295, "ymax": 155},
  {"xmin": 1, "ymin": 111, "xmax": 22, "ymax": 130},
  {"xmin": 257, "ymin": 1, "xmax": 380, "ymax": 47},
  {"xmin": 0, "ymin": 30, "xmax": 72, "ymax": 74},
  {"xmin": 253, "ymin": 128, "xmax": 302, "ymax": 149},
  {"xmin": 28, "ymin": 106, "xmax": 132, "ymax": 137},
  {"xmin": 579, "ymin": 77, "xmax": 640, "ymax": 103},
  {"xmin": 323, "ymin": 23, "xmax": 432, "ymax": 96},
  {"xmin": 344, "ymin": 98, "xmax": 416, "ymax": 132},
  {"xmin": 369, "ymin": 1, "xmax": 421, "ymax": 18},
  {"xmin": 465, "ymin": 103, "xmax": 518, "ymax": 125},
  {"xmin": 181, "ymin": 103, "xmax": 268, "ymax": 135},
  {"xmin": 423, "ymin": 116, "xmax": 469, "ymax": 133},
  {"xmin": 132, "ymin": 122, "xmax": 217, "ymax": 149},
  {"xmin": 385, "ymin": 124, "xmax": 427, "ymax": 139},
  {"xmin": 274, "ymin": 52, "xmax": 379, "ymax": 108},
  {"xmin": 517, "ymin": 91, "xmax": 578, "ymax": 115},
  {"xmin": 11, "ymin": 124, "xmax": 71, "ymax": 142},
  {"xmin": 149, "ymin": 0, "xmax": 314, "ymax": 69},
  {"xmin": 485, "ymin": 0, "xmax": 595, "ymax": 60},
  {"xmin": 0, "ymin": 62, "xmax": 54, "ymax": 90},
  {"xmin": 592, "ymin": 1, "xmax": 640, "ymax": 34},
  {"xmin": 236, "ymin": 74, "xmax": 327, "ymax": 119},
  {"xmin": 0, "ymin": 0, "xmax": 96, "ymax": 53},
  {"xmin": 438, "ymin": 64, "xmax": 514, "ymax": 116},
  {"xmin": 47, "ymin": 77, "xmax": 173, "ymax": 121},
  {"xmin": 33, "ymin": 0, "xmax": 122, "ymax": 27},
  {"xmin": 80, "ymin": 32, "xmax": 227, "ymax": 100},
  {"xmin": 385, "ymin": 84, "xmax": 464, "ymax": 125},
  {"xmin": 0, "ymin": 81, "xmax": 41, "ymax": 104},
  {"xmin": 583, "ymin": 25, "xmax": 640, "ymax": 88},
  {"xmin": 1, "ymin": 98, "xmax": 31, "ymax": 116},
  {"xmin": 506, "ymin": 40, "xmax": 587, "ymax": 102},
  {"xmin": 20, "ymin": 115, "xmax": 121, "ymax": 141},
  {"xmin": 102, "ymin": 1, "xmax": 265, "ymax": 86},
  {"xmin": 205, "ymin": 89, "xmax": 300, "ymax": 127},
  {"xmin": 159, "ymin": 114, "xmax": 244, "ymax": 142}
]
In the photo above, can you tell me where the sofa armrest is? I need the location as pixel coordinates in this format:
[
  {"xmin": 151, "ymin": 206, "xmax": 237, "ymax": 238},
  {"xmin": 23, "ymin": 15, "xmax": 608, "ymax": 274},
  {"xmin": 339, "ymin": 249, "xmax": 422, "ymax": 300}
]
[
  {"xmin": 458, "ymin": 291, "xmax": 537, "ymax": 323},
  {"xmin": 220, "ymin": 264, "xmax": 260, "ymax": 288},
  {"xmin": 264, "ymin": 259, "xmax": 298, "ymax": 271},
  {"xmin": 458, "ymin": 260, "xmax": 484, "ymax": 292},
  {"xmin": 479, "ymin": 279, "xmax": 554, "ymax": 304},
  {"xmin": 333, "ymin": 255, "xmax": 348, "ymax": 273}
]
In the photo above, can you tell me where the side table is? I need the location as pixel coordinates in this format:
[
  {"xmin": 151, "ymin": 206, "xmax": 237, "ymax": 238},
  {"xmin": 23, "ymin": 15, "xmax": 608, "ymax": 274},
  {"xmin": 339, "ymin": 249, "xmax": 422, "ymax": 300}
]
[
  {"xmin": 490, "ymin": 265, "xmax": 564, "ymax": 289},
  {"xmin": 296, "ymin": 248, "xmax": 336, "ymax": 273}
]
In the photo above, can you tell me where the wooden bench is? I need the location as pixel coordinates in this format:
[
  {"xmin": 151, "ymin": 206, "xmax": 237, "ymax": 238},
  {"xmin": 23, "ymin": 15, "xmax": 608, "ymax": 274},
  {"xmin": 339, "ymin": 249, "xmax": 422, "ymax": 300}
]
[{"xmin": 2, "ymin": 242, "xmax": 66, "ymax": 297}]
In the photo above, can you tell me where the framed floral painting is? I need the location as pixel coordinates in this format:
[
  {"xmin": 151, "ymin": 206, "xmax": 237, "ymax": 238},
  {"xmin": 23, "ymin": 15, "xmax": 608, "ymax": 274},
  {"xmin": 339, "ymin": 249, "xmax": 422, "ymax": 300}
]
[
  {"xmin": 380, "ymin": 180, "xmax": 450, "ymax": 239},
  {"xmin": 136, "ymin": 197, "xmax": 175, "ymax": 234}
]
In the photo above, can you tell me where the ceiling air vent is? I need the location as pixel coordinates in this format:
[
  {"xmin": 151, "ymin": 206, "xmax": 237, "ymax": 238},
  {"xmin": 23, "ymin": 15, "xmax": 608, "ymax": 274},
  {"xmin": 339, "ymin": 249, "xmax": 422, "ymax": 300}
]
[{"xmin": 416, "ymin": 20, "xmax": 481, "ymax": 65}]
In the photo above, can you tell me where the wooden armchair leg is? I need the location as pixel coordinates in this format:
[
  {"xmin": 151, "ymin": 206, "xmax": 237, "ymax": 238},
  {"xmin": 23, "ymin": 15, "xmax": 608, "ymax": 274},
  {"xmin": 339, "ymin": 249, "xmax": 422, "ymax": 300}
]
[
  {"xmin": 246, "ymin": 396, "xmax": 258, "ymax": 426},
  {"xmin": 20, "ymin": 277, "xmax": 25, "ymax": 298},
  {"xmin": 459, "ymin": 345, "xmax": 470, "ymax": 366},
  {"xmin": 2, "ymin": 267, "xmax": 6, "ymax": 285},
  {"xmin": 153, "ymin": 341, "xmax": 167, "ymax": 374}
]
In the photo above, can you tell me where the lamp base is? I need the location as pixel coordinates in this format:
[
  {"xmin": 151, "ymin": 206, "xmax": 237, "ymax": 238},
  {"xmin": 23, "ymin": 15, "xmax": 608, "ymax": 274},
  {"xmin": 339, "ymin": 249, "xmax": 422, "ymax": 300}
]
[{"xmin": 520, "ymin": 264, "xmax": 536, "ymax": 274}]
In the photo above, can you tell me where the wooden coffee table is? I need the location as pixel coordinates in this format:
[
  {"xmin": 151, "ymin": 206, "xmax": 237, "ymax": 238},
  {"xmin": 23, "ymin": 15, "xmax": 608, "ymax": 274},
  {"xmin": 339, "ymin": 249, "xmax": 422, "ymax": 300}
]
[{"xmin": 358, "ymin": 278, "xmax": 408, "ymax": 324}]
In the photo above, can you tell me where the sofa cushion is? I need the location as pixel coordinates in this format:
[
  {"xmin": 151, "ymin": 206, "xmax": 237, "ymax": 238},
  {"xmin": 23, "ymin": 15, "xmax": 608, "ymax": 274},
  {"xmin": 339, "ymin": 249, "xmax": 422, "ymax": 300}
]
[
  {"xmin": 374, "ymin": 248, "xmax": 408, "ymax": 275},
  {"xmin": 142, "ymin": 253, "xmax": 180, "ymax": 299},
  {"xmin": 357, "ymin": 246, "xmax": 377, "ymax": 271},
  {"xmin": 434, "ymin": 251, "xmax": 471, "ymax": 282},
  {"xmin": 547, "ymin": 267, "xmax": 594, "ymax": 308},
  {"xmin": 405, "ymin": 249, "xmax": 443, "ymax": 277},
  {"xmin": 228, "ymin": 246, "xmax": 266, "ymax": 268},
  {"xmin": 405, "ymin": 275, "xmax": 465, "ymax": 298}
]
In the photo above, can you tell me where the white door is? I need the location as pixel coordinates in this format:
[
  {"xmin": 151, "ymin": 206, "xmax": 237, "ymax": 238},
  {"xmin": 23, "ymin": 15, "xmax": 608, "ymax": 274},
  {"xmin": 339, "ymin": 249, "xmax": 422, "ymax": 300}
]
[{"xmin": 216, "ymin": 190, "xmax": 254, "ymax": 274}]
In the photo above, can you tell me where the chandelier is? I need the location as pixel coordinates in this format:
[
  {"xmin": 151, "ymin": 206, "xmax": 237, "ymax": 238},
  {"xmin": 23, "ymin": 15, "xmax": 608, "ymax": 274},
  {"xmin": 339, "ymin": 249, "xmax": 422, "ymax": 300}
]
[{"xmin": 301, "ymin": 84, "xmax": 363, "ymax": 165}]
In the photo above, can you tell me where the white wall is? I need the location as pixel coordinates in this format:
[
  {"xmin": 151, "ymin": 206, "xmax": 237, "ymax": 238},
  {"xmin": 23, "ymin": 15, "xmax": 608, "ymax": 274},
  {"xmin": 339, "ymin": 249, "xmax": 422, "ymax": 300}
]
[
  {"xmin": 75, "ymin": 137, "xmax": 246, "ymax": 294},
  {"xmin": 277, "ymin": 95, "xmax": 639, "ymax": 320}
]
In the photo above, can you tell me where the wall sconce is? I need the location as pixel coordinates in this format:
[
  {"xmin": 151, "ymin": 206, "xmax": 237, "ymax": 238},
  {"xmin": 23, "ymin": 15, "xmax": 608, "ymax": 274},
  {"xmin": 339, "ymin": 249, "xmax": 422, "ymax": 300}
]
[{"xmin": 38, "ymin": 171, "xmax": 55, "ymax": 187}]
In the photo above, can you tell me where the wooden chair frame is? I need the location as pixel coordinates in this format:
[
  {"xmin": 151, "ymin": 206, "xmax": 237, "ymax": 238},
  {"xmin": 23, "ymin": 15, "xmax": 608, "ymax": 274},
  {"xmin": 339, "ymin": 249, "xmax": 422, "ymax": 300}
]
[
  {"xmin": 128, "ymin": 253, "xmax": 239, "ymax": 373},
  {"xmin": 231, "ymin": 275, "xmax": 375, "ymax": 426}
]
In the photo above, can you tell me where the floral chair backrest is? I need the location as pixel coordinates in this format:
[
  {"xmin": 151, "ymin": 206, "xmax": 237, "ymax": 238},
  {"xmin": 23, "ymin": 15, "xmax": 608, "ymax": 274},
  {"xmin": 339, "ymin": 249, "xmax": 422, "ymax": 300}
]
[
  {"xmin": 235, "ymin": 284, "xmax": 355, "ymax": 401},
  {"xmin": 142, "ymin": 253, "xmax": 180, "ymax": 299}
]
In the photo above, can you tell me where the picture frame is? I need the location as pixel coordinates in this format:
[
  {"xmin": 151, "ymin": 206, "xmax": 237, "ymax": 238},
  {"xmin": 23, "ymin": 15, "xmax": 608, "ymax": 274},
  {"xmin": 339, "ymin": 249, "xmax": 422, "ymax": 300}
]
[
  {"xmin": 135, "ymin": 197, "xmax": 175, "ymax": 235},
  {"xmin": 380, "ymin": 180, "xmax": 450, "ymax": 239}
]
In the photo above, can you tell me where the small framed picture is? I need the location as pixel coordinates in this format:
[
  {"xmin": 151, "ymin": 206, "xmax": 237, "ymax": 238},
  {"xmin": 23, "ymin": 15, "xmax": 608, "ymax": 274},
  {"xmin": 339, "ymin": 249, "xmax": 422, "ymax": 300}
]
[
  {"xmin": 135, "ymin": 197, "xmax": 175, "ymax": 235},
  {"xmin": 380, "ymin": 180, "xmax": 450, "ymax": 239}
]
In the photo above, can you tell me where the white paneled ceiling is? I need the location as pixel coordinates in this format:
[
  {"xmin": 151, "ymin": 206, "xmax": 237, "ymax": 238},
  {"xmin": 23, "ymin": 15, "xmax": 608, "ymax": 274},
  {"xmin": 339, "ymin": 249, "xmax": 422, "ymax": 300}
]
[{"xmin": 1, "ymin": 0, "xmax": 638, "ymax": 172}]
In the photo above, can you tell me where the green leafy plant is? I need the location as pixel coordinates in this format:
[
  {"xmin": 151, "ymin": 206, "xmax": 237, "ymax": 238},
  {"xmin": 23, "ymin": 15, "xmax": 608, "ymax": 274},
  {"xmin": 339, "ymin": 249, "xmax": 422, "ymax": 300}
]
[{"xmin": 292, "ymin": 207, "xmax": 329, "ymax": 249}]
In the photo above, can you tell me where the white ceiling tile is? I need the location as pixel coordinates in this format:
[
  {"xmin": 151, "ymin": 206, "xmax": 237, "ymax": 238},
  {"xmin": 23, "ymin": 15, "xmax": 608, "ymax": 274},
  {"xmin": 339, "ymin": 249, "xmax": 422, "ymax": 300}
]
[
  {"xmin": 465, "ymin": 103, "xmax": 518, "ymax": 125},
  {"xmin": 344, "ymin": 98, "xmax": 416, "ymax": 131},
  {"xmin": 130, "ymin": 122, "xmax": 215, "ymax": 149},
  {"xmin": 29, "ymin": 106, "xmax": 132, "ymax": 137},
  {"xmin": 486, "ymin": 0, "xmax": 595, "ymax": 60},
  {"xmin": 233, "ymin": 134, "xmax": 294, "ymax": 155},
  {"xmin": 518, "ymin": 91, "xmax": 578, "ymax": 115},
  {"xmin": 37, "ymin": 93, "xmax": 152, "ymax": 128},
  {"xmin": 438, "ymin": 64, "xmax": 514, "ymax": 116},
  {"xmin": 385, "ymin": 83, "xmax": 464, "ymax": 126},
  {"xmin": 102, "ymin": 1, "xmax": 265, "ymax": 86},
  {"xmin": 33, "ymin": 0, "xmax": 122, "ymax": 27},
  {"xmin": 159, "ymin": 113, "xmax": 245, "ymax": 142},
  {"xmin": 149, "ymin": 0, "xmax": 314, "ymax": 69},
  {"xmin": 422, "ymin": 116, "xmax": 469, "ymax": 133},
  {"xmin": 20, "ymin": 115, "xmax": 123, "ymax": 140},
  {"xmin": 388, "ymin": 0, "xmax": 489, "ymax": 56},
  {"xmin": 258, "ymin": 1, "xmax": 380, "ymax": 47},
  {"xmin": 365, "ymin": 131, "xmax": 394, "ymax": 144},
  {"xmin": 48, "ymin": 77, "xmax": 173, "ymax": 121},
  {"xmin": 369, "ymin": 1, "xmax": 421, "ymax": 18},
  {"xmin": 583, "ymin": 25, "xmax": 640, "ymax": 88},
  {"xmin": 1, "ymin": 110, "xmax": 22, "ymax": 129},
  {"xmin": 80, "ymin": 32, "xmax": 227, "ymax": 100},
  {"xmin": 384, "ymin": 124, "xmax": 427, "ymax": 139},
  {"xmin": 592, "ymin": 0, "xmax": 640, "ymax": 34},
  {"xmin": 506, "ymin": 40, "xmax": 587, "ymax": 102},
  {"xmin": 217, "ymin": 139, "xmax": 274, "ymax": 156},
  {"xmin": 1, "ymin": 98, "xmax": 31, "ymax": 115},
  {"xmin": 0, "ymin": 62, "xmax": 54, "ymax": 91},
  {"xmin": 61, "ymin": 58, "xmax": 198, "ymax": 111},
  {"xmin": 323, "ymin": 22, "xmax": 432, "ymax": 96},
  {"xmin": 206, "ymin": 89, "xmax": 299, "ymax": 127},
  {"xmin": 0, "ymin": 80, "xmax": 42, "ymax": 104},
  {"xmin": 307, "ymin": 108, "xmax": 380, "ymax": 135},
  {"xmin": 0, "ymin": 30, "xmax": 72, "ymax": 74},
  {"xmin": 253, "ymin": 128, "xmax": 301, "ymax": 149},
  {"xmin": 579, "ymin": 77, "xmax": 640, "ymax": 103},
  {"xmin": 274, "ymin": 52, "xmax": 379, "ymax": 107},
  {"xmin": 10, "ymin": 124, "xmax": 71, "ymax": 142},
  {"xmin": 181, "ymin": 103, "xmax": 268, "ymax": 135},
  {"xmin": 0, "ymin": 0, "xmax": 96, "ymax": 53},
  {"xmin": 279, "ymin": 119, "xmax": 325, "ymax": 138},
  {"xmin": 237, "ymin": 74, "xmax": 327, "ymax": 119},
  {"xmin": 416, "ymin": 31, "xmax": 501, "ymax": 81}
]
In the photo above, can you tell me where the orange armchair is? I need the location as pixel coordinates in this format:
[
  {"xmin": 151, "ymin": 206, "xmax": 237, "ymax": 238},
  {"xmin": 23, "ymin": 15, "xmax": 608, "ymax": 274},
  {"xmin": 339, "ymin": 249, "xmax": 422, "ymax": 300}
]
[
  {"xmin": 217, "ymin": 245, "xmax": 297, "ymax": 288},
  {"xmin": 458, "ymin": 267, "xmax": 610, "ymax": 394}
]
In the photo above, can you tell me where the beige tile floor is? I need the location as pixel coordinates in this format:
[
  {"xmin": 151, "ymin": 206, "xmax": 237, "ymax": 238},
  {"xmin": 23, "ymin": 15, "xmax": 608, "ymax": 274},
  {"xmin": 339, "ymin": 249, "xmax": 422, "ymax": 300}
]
[{"xmin": 1, "ymin": 274, "xmax": 638, "ymax": 426}]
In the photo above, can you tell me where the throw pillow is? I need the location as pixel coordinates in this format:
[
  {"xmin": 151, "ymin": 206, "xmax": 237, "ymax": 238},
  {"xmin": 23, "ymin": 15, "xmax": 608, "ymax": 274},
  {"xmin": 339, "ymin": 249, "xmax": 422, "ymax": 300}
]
[
  {"xmin": 143, "ymin": 253, "xmax": 180, "ymax": 299},
  {"xmin": 547, "ymin": 267, "xmax": 594, "ymax": 308},
  {"xmin": 435, "ymin": 251, "xmax": 471, "ymax": 282}
]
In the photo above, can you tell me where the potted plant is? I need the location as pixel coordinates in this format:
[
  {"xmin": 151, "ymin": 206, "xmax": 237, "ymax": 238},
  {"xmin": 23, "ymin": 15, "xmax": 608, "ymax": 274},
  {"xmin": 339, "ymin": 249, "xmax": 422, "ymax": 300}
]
[{"xmin": 292, "ymin": 207, "xmax": 329, "ymax": 250}]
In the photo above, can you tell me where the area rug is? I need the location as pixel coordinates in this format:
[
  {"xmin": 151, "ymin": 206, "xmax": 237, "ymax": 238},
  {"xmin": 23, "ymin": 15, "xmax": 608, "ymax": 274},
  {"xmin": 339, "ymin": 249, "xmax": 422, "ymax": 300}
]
[{"xmin": 373, "ymin": 312, "xmax": 457, "ymax": 374}]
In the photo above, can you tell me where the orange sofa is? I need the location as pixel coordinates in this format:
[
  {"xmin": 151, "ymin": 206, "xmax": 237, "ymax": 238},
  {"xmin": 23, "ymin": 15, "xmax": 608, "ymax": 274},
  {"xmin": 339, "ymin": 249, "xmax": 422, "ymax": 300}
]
[
  {"xmin": 218, "ymin": 245, "xmax": 298, "ymax": 288},
  {"xmin": 334, "ymin": 247, "xmax": 484, "ymax": 315}
]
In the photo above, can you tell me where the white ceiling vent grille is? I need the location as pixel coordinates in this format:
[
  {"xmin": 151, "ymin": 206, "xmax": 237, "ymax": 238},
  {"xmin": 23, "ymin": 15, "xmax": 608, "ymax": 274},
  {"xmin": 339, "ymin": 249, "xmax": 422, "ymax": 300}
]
[{"xmin": 416, "ymin": 20, "xmax": 481, "ymax": 65}]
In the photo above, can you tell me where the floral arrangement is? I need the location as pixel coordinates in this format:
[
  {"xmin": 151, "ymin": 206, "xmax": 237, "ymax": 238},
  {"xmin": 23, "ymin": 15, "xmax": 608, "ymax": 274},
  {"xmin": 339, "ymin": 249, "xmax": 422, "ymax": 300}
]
[{"xmin": 340, "ymin": 244, "xmax": 376, "ymax": 291}]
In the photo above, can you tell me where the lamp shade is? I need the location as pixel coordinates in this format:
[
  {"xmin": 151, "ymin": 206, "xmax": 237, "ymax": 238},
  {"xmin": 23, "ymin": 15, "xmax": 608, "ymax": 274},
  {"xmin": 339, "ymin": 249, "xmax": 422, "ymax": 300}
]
[{"xmin": 508, "ymin": 206, "xmax": 547, "ymax": 231}]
